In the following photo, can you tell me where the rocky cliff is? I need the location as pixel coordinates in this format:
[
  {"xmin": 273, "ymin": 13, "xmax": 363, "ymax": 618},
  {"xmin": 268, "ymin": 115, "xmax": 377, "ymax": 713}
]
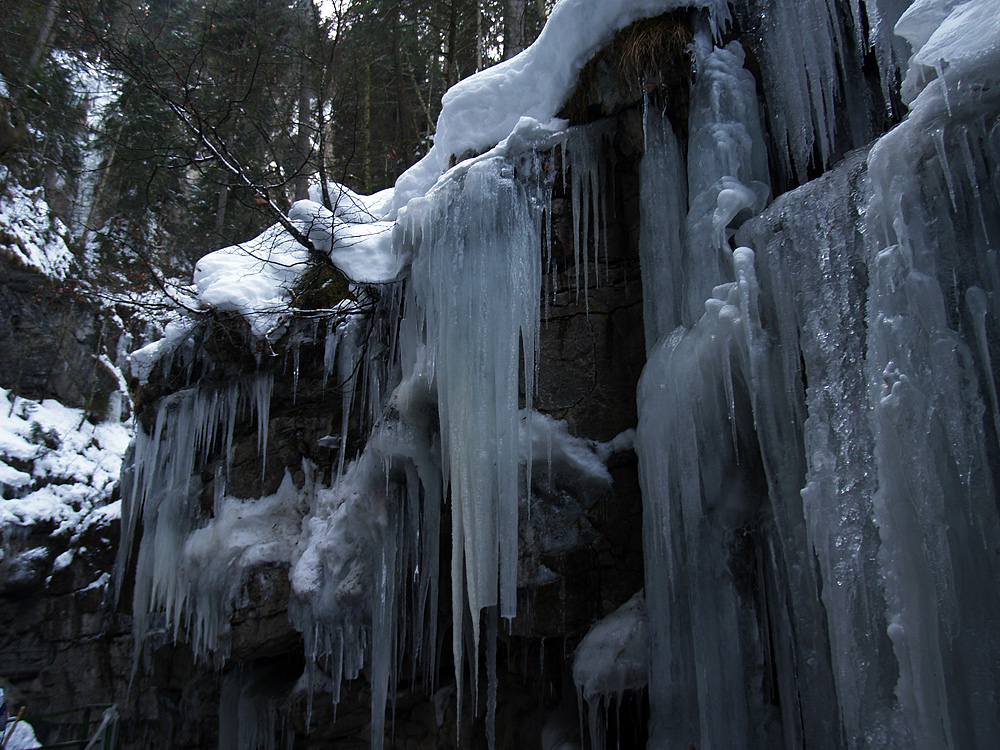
[{"xmin": 4, "ymin": 1, "xmax": 1000, "ymax": 749}]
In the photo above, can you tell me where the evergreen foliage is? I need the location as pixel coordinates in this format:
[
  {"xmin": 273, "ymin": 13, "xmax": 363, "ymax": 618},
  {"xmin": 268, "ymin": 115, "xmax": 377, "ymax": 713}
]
[{"xmin": 1, "ymin": 0, "xmax": 551, "ymax": 292}]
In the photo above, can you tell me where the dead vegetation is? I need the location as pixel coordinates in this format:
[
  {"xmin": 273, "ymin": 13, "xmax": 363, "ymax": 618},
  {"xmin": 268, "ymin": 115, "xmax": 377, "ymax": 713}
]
[{"xmin": 559, "ymin": 11, "xmax": 694, "ymax": 128}]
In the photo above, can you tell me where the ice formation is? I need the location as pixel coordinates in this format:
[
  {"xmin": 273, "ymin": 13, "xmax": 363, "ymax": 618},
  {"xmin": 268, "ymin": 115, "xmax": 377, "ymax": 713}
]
[
  {"xmin": 116, "ymin": 0, "xmax": 1000, "ymax": 748},
  {"xmin": 633, "ymin": 1, "xmax": 1000, "ymax": 747},
  {"xmin": 572, "ymin": 591, "xmax": 649, "ymax": 749}
]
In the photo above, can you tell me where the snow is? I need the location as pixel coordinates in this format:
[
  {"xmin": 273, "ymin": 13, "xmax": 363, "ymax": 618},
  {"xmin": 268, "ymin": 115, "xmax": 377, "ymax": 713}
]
[
  {"xmin": 0, "ymin": 386, "xmax": 132, "ymax": 535},
  {"xmin": 192, "ymin": 199, "xmax": 402, "ymax": 340},
  {"xmin": 171, "ymin": 472, "xmax": 306, "ymax": 657},
  {"xmin": 393, "ymin": 0, "xmax": 731, "ymax": 213},
  {"xmin": 519, "ymin": 409, "xmax": 614, "ymax": 507},
  {"xmin": 572, "ymin": 591, "xmax": 648, "ymax": 749},
  {"xmin": 0, "ymin": 166, "xmax": 75, "ymax": 279},
  {"xmin": 896, "ymin": 0, "xmax": 1000, "ymax": 104},
  {"xmin": 308, "ymin": 182, "xmax": 394, "ymax": 223},
  {"xmin": 128, "ymin": 320, "xmax": 196, "ymax": 384},
  {"xmin": 3, "ymin": 719, "xmax": 41, "ymax": 750}
]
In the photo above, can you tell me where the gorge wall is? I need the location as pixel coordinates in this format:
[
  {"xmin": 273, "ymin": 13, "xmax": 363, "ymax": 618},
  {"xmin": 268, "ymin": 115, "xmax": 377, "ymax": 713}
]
[{"xmin": 3, "ymin": 1, "xmax": 1000, "ymax": 749}]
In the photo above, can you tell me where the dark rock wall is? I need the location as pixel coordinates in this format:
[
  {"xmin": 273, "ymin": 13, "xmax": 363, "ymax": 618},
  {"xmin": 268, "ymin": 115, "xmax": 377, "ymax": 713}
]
[
  {"xmin": 0, "ymin": 256, "xmax": 121, "ymax": 417},
  {"xmin": 3, "ymin": 14, "xmax": 675, "ymax": 750}
]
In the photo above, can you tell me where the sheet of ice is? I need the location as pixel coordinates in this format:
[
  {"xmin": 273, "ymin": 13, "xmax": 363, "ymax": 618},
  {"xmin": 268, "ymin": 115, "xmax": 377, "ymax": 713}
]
[
  {"xmin": 392, "ymin": 0, "xmax": 731, "ymax": 212},
  {"xmin": 1, "ymin": 386, "xmax": 132, "ymax": 535},
  {"xmin": 639, "ymin": 102, "xmax": 687, "ymax": 349},
  {"xmin": 682, "ymin": 34, "xmax": 769, "ymax": 327},
  {"xmin": 637, "ymin": 277, "xmax": 761, "ymax": 750},
  {"xmin": 736, "ymin": 150, "xmax": 900, "ymax": 748},
  {"xmin": 896, "ymin": 0, "xmax": 1000, "ymax": 104},
  {"xmin": 0, "ymin": 165, "xmax": 74, "ymax": 279},
  {"xmin": 862, "ymin": 2, "xmax": 1000, "ymax": 745}
]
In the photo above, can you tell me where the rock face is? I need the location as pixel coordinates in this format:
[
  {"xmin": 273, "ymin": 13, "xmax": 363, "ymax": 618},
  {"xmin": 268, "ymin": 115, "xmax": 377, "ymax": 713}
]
[
  {"xmin": 5, "ymin": 2, "xmax": 1000, "ymax": 749},
  {"xmin": 0, "ymin": 257, "xmax": 121, "ymax": 417},
  {"xmin": 0, "ymin": 105, "xmax": 652, "ymax": 750}
]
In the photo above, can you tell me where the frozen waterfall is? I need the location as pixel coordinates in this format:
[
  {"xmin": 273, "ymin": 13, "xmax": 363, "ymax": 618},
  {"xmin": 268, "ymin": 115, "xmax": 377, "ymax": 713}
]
[{"xmin": 114, "ymin": 0, "xmax": 1000, "ymax": 748}]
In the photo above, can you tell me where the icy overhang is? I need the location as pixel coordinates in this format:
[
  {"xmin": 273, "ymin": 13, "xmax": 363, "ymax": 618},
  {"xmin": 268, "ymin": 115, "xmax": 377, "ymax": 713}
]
[
  {"xmin": 185, "ymin": 0, "xmax": 730, "ymax": 343},
  {"xmin": 392, "ymin": 0, "xmax": 731, "ymax": 212}
]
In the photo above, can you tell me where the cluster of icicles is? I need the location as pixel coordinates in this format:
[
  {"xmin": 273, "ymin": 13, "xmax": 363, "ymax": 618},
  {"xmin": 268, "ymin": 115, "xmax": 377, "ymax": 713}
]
[{"xmin": 117, "ymin": 1, "xmax": 1000, "ymax": 749}]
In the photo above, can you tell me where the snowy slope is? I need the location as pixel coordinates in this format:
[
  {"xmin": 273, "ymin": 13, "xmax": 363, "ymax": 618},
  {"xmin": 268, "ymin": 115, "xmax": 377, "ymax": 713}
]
[
  {"xmin": 0, "ymin": 166, "xmax": 74, "ymax": 280},
  {"xmin": 0, "ymin": 385, "xmax": 131, "ymax": 535}
]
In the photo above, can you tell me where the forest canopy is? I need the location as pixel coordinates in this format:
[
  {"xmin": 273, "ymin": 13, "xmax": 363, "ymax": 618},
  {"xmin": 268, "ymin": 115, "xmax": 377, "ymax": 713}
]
[{"xmin": 0, "ymin": 0, "xmax": 552, "ymax": 286}]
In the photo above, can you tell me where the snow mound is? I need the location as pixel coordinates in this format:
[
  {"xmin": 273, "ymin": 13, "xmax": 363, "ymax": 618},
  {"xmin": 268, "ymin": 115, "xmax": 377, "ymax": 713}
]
[
  {"xmin": 192, "ymin": 198, "xmax": 402, "ymax": 340},
  {"xmin": 393, "ymin": 0, "xmax": 731, "ymax": 212},
  {"xmin": 896, "ymin": 0, "xmax": 1000, "ymax": 105},
  {"xmin": 573, "ymin": 591, "xmax": 649, "ymax": 703}
]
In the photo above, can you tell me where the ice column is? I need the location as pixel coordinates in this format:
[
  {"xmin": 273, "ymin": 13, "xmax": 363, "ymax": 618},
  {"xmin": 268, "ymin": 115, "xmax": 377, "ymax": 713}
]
[
  {"xmin": 637, "ymin": 29, "xmax": 773, "ymax": 750},
  {"xmin": 638, "ymin": 102, "xmax": 686, "ymax": 350},
  {"xmin": 865, "ymin": 55, "xmax": 1000, "ymax": 748},
  {"xmin": 398, "ymin": 152, "xmax": 546, "ymax": 711},
  {"xmin": 680, "ymin": 30, "xmax": 769, "ymax": 327}
]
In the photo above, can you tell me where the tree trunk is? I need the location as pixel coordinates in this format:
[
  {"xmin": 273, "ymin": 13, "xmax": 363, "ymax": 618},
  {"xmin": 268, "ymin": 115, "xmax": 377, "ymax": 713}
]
[
  {"xmin": 215, "ymin": 132, "xmax": 236, "ymax": 233},
  {"xmin": 363, "ymin": 62, "xmax": 372, "ymax": 193},
  {"xmin": 504, "ymin": 0, "xmax": 526, "ymax": 59},
  {"xmin": 391, "ymin": 1, "xmax": 408, "ymax": 170},
  {"xmin": 26, "ymin": 0, "xmax": 60, "ymax": 76},
  {"xmin": 476, "ymin": 2, "xmax": 484, "ymax": 71},
  {"xmin": 293, "ymin": 60, "xmax": 311, "ymax": 202},
  {"xmin": 445, "ymin": 2, "xmax": 459, "ymax": 86}
]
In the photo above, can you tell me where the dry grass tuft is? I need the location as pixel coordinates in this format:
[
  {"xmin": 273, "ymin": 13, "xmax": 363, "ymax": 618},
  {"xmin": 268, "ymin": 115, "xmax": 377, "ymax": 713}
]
[{"xmin": 560, "ymin": 11, "xmax": 694, "ymax": 125}]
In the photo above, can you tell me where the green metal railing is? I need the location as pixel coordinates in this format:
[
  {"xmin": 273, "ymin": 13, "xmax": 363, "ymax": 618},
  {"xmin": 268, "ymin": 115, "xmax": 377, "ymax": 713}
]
[{"xmin": 4, "ymin": 704, "xmax": 118, "ymax": 750}]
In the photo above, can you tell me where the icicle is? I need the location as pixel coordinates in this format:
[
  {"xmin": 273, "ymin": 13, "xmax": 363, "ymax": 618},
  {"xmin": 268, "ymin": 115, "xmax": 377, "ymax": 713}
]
[
  {"xmin": 639, "ymin": 98, "xmax": 687, "ymax": 350},
  {"xmin": 486, "ymin": 608, "xmax": 498, "ymax": 750},
  {"xmin": 967, "ymin": 287, "xmax": 1000, "ymax": 475},
  {"xmin": 254, "ymin": 372, "xmax": 273, "ymax": 482},
  {"xmin": 397, "ymin": 146, "xmax": 548, "ymax": 736},
  {"xmin": 565, "ymin": 122, "xmax": 613, "ymax": 314},
  {"xmin": 932, "ymin": 126, "xmax": 959, "ymax": 211}
]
